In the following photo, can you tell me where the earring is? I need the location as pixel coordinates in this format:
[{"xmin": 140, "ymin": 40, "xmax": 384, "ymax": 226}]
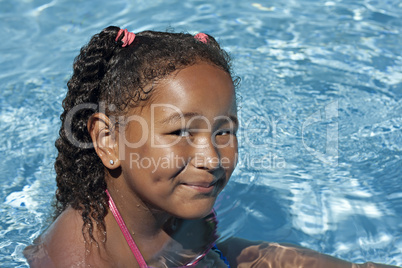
[{"xmin": 109, "ymin": 160, "xmax": 114, "ymax": 165}]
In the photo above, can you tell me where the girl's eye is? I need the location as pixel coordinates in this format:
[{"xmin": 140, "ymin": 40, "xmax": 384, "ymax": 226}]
[
  {"xmin": 170, "ymin": 129, "xmax": 191, "ymax": 137},
  {"xmin": 216, "ymin": 129, "xmax": 235, "ymax": 136}
]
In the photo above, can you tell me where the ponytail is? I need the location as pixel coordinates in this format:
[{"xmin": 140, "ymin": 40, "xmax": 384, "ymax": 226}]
[{"xmin": 54, "ymin": 26, "xmax": 121, "ymax": 242}]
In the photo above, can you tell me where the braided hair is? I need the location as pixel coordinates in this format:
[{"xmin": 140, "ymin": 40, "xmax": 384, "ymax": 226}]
[{"xmin": 54, "ymin": 26, "xmax": 234, "ymax": 242}]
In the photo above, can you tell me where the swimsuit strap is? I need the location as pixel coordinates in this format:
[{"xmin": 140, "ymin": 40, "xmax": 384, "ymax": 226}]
[
  {"xmin": 106, "ymin": 190, "xmax": 230, "ymax": 268},
  {"xmin": 211, "ymin": 245, "xmax": 231, "ymax": 268},
  {"xmin": 106, "ymin": 190, "xmax": 148, "ymax": 268}
]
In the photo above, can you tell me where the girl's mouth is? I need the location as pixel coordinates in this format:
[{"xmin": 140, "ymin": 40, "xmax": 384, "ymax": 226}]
[{"xmin": 181, "ymin": 181, "xmax": 217, "ymax": 194}]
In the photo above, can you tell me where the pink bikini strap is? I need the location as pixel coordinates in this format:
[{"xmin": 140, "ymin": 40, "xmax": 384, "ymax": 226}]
[{"xmin": 106, "ymin": 190, "xmax": 148, "ymax": 268}]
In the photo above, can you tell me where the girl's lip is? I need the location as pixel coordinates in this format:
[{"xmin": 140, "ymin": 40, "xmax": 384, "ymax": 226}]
[{"xmin": 181, "ymin": 182, "xmax": 216, "ymax": 193}]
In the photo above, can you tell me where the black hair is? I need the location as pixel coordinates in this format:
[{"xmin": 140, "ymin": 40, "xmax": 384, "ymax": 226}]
[{"xmin": 54, "ymin": 26, "xmax": 234, "ymax": 243}]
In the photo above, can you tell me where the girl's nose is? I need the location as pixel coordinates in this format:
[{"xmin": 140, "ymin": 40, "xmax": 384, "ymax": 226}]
[{"xmin": 190, "ymin": 136, "xmax": 220, "ymax": 171}]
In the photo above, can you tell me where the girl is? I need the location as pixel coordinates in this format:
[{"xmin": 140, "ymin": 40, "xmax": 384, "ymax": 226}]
[{"xmin": 24, "ymin": 26, "xmax": 398, "ymax": 267}]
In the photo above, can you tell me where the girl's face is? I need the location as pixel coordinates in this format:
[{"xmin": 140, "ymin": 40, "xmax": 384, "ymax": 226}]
[{"xmin": 118, "ymin": 63, "xmax": 238, "ymax": 219}]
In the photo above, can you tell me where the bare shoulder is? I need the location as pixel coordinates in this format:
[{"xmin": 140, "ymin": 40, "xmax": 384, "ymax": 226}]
[{"xmin": 24, "ymin": 207, "xmax": 107, "ymax": 267}]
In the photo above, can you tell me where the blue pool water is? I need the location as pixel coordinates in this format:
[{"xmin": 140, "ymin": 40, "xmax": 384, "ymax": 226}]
[{"xmin": 1, "ymin": 0, "xmax": 401, "ymax": 266}]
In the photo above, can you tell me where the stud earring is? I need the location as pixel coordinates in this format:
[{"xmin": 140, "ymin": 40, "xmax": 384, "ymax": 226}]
[{"xmin": 109, "ymin": 160, "xmax": 114, "ymax": 165}]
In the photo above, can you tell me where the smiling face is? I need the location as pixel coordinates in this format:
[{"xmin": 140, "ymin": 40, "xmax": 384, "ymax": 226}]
[{"xmin": 117, "ymin": 63, "xmax": 238, "ymax": 219}]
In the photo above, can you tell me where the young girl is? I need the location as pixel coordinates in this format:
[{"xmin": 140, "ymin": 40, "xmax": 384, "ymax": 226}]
[{"xmin": 24, "ymin": 26, "xmax": 398, "ymax": 268}]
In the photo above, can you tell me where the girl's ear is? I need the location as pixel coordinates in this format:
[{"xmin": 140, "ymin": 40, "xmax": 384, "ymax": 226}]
[{"xmin": 87, "ymin": 113, "xmax": 120, "ymax": 169}]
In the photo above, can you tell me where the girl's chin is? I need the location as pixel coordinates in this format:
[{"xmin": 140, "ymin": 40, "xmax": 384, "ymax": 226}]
[
  {"xmin": 175, "ymin": 203, "xmax": 216, "ymax": 220},
  {"xmin": 150, "ymin": 199, "xmax": 216, "ymax": 220}
]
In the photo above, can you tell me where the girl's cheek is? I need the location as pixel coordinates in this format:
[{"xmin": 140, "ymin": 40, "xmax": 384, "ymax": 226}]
[{"xmin": 220, "ymin": 146, "xmax": 238, "ymax": 171}]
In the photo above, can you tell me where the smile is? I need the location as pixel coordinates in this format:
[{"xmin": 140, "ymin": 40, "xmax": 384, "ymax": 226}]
[{"xmin": 181, "ymin": 181, "xmax": 217, "ymax": 194}]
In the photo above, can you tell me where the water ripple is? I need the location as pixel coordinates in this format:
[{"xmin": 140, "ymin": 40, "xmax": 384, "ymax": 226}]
[{"xmin": 1, "ymin": 0, "xmax": 401, "ymax": 266}]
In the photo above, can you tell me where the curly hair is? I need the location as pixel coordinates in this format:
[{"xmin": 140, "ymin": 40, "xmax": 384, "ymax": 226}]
[{"xmin": 54, "ymin": 26, "xmax": 234, "ymax": 243}]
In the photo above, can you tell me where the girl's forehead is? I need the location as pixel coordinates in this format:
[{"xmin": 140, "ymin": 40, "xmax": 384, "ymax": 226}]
[
  {"xmin": 126, "ymin": 64, "xmax": 237, "ymax": 126},
  {"xmin": 149, "ymin": 63, "xmax": 236, "ymax": 111}
]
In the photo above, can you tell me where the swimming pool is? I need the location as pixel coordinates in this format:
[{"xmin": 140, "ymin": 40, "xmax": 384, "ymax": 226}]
[{"xmin": 1, "ymin": 0, "xmax": 401, "ymax": 266}]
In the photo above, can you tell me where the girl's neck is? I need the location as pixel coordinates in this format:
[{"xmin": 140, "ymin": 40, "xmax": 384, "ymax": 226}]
[
  {"xmin": 105, "ymin": 177, "xmax": 218, "ymax": 265},
  {"xmin": 104, "ymin": 186, "xmax": 176, "ymax": 263},
  {"xmin": 106, "ymin": 187, "xmax": 173, "ymax": 238}
]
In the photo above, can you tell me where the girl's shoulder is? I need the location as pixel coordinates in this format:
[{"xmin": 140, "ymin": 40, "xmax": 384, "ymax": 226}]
[{"xmin": 23, "ymin": 207, "xmax": 110, "ymax": 267}]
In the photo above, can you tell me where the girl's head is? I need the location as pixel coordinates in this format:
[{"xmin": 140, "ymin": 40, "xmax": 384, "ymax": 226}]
[{"xmin": 55, "ymin": 26, "xmax": 238, "ymax": 240}]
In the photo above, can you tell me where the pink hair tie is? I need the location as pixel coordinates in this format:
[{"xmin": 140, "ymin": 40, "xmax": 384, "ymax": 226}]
[
  {"xmin": 115, "ymin": 29, "xmax": 136, "ymax": 47},
  {"xmin": 194, "ymin": 33, "xmax": 209, "ymax": 44}
]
